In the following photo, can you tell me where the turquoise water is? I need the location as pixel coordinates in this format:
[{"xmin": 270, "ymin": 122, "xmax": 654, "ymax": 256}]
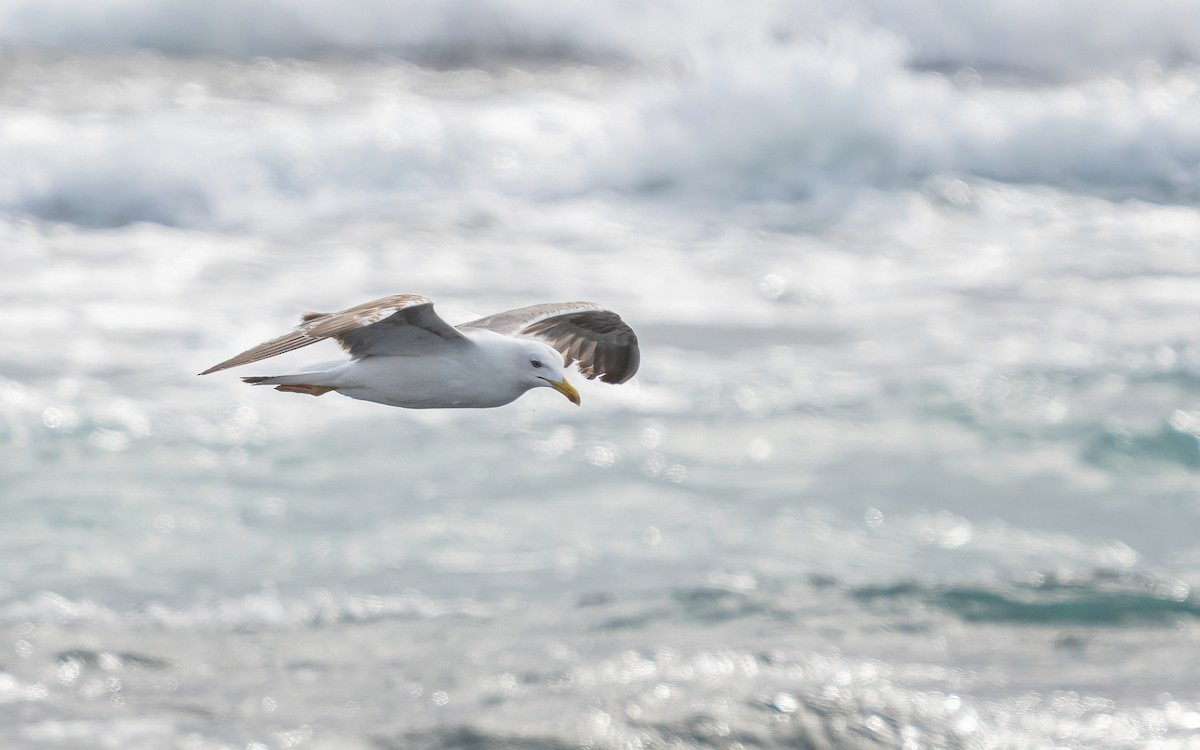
[{"xmin": 3, "ymin": 2, "xmax": 1200, "ymax": 748}]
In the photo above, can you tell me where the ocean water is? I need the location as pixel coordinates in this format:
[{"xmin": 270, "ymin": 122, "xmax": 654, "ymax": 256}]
[{"xmin": 3, "ymin": 2, "xmax": 1200, "ymax": 748}]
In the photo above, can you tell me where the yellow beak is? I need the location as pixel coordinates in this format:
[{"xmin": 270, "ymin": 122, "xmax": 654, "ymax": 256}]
[{"xmin": 544, "ymin": 376, "xmax": 581, "ymax": 405}]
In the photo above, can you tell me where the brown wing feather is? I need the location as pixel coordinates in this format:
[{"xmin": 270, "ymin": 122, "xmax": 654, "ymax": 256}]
[
  {"xmin": 199, "ymin": 294, "xmax": 464, "ymax": 375},
  {"xmin": 461, "ymin": 302, "xmax": 640, "ymax": 384}
]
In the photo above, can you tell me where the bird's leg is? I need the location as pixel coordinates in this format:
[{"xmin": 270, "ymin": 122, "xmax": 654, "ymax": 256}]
[{"xmin": 273, "ymin": 384, "xmax": 338, "ymax": 396}]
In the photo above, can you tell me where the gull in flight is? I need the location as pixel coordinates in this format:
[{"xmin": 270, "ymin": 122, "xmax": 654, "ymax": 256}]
[{"xmin": 200, "ymin": 294, "xmax": 640, "ymax": 408}]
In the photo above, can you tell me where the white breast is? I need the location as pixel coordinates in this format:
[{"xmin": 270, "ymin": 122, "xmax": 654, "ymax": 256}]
[{"xmin": 331, "ymin": 332, "xmax": 530, "ymax": 409}]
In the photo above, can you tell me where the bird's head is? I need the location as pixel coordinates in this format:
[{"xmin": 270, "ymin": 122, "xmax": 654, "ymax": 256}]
[{"xmin": 522, "ymin": 341, "xmax": 580, "ymax": 405}]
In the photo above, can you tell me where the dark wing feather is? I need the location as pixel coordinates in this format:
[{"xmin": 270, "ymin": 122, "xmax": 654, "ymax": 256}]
[
  {"xmin": 199, "ymin": 294, "xmax": 467, "ymax": 375},
  {"xmin": 460, "ymin": 302, "xmax": 640, "ymax": 384}
]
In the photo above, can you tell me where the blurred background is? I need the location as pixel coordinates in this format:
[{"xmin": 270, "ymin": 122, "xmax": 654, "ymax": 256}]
[{"xmin": 3, "ymin": 1, "xmax": 1200, "ymax": 748}]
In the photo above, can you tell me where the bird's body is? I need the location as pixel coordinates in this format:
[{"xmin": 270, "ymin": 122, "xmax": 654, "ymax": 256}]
[
  {"xmin": 249, "ymin": 330, "xmax": 567, "ymax": 409},
  {"xmin": 200, "ymin": 295, "xmax": 640, "ymax": 409}
]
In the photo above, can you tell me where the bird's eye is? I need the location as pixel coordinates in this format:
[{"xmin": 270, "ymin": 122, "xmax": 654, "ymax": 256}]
[{"xmin": 531, "ymin": 359, "xmax": 543, "ymax": 368}]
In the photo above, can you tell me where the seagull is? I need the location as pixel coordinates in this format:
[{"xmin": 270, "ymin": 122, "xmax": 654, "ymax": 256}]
[{"xmin": 199, "ymin": 294, "xmax": 640, "ymax": 408}]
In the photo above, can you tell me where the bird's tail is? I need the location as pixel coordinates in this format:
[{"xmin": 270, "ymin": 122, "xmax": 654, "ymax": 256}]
[{"xmin": 242, "ymin": 375, "xmax": 338, "ymax": 397}]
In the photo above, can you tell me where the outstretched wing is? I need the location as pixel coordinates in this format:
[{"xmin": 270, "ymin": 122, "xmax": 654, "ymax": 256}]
[
  {"xmin": 460, "ymin": 302, "xmax": 640, "ymax": 384},
  {"xmin": 199, "ymin": 294, "xmax": 468, "ymax": 375}
]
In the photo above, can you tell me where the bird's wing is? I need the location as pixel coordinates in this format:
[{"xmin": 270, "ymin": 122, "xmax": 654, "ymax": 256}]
[
  {"xmin": 459, "ymin": 302, "xmax": 640, "ymax": 384},
  {"xmin": 199, "ymin": 294, "xmax": 468, "ymax": 375}
]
